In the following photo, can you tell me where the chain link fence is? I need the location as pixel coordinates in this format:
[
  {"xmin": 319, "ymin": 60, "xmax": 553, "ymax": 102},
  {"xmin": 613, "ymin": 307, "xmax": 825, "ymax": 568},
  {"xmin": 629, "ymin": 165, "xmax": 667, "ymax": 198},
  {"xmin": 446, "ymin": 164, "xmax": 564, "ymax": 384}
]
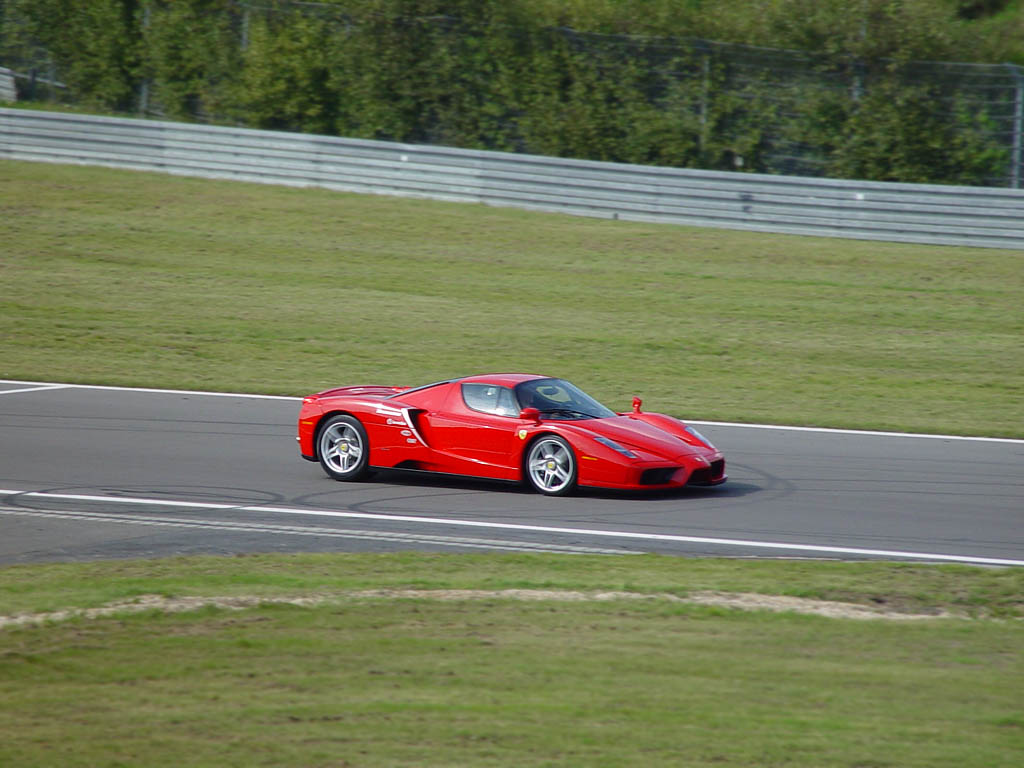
[{"xmin": 2, "ymin": 0, "xmax": 1022, "ymax": 188}]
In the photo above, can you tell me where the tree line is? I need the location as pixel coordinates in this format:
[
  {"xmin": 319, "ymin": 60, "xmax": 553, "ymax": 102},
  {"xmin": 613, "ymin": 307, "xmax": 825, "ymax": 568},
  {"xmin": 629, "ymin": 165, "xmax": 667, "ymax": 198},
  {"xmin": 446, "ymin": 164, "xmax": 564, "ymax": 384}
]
[{"xmin": 2, "ymin": 0, "xmax": 1021, "ymax": 186}]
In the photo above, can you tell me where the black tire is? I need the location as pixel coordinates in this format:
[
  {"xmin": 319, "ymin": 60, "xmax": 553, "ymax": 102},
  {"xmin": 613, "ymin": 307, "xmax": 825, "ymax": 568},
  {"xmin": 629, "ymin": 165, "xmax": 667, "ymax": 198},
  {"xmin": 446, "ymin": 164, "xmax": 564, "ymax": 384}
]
[
  {"xmin": 524, "ymin": 436, "xmax": 578, "ymax": 496},
  {"xmin": 317, "ymin": 414, "xmax": 371, "ymax": 481}
]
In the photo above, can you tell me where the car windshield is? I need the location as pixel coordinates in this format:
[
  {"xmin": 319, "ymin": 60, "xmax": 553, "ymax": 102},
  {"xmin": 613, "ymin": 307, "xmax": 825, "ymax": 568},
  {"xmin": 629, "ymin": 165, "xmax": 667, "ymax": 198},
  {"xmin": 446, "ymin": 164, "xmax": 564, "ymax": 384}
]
[{"xmin": 514, "ymin": 378, "xmax": 616, "ymax": 420}]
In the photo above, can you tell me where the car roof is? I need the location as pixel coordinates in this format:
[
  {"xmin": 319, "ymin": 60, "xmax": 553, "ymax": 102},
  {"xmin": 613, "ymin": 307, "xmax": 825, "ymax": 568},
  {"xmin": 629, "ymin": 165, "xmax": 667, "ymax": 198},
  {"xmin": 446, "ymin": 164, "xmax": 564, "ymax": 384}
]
[{"xmin": 458, "ymin": 373, "xmax": 549, "ymax": 388}]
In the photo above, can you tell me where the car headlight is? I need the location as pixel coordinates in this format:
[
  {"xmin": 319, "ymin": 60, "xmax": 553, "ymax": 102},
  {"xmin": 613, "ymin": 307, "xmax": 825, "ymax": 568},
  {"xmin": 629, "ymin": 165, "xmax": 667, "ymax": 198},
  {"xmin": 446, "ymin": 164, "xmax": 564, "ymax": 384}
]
[{"xmin": 594, "ymin": 436, "xmax": 639, "ymax": 459}]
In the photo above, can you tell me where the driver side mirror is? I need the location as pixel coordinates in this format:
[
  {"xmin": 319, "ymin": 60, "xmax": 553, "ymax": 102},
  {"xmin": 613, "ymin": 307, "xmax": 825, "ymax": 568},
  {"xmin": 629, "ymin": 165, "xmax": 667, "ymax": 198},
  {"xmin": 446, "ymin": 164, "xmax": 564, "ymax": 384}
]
[
  {"xmin": 519, "ymin": 407, "xmax": 541, "ymax": 423},
  {"xmin": 632, "ymin": 396, "xmax": 642, "ymax": 414}
]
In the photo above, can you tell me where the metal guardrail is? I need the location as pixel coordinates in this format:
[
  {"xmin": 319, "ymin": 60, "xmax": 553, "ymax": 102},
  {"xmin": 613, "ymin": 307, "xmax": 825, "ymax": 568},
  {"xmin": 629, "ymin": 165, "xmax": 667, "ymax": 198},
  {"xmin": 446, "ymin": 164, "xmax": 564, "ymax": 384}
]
[{"xmin": 2, "ymin": 107, "xmax": 1023, "ymax": 249}]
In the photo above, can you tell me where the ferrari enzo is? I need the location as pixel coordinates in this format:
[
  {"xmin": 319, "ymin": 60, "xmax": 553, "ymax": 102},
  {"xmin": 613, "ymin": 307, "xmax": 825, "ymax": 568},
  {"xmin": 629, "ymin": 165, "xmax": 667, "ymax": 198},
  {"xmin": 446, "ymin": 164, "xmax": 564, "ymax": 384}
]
[{"xmin": 297, "ymin": 373, "xmax": 726, "ymax": 496}]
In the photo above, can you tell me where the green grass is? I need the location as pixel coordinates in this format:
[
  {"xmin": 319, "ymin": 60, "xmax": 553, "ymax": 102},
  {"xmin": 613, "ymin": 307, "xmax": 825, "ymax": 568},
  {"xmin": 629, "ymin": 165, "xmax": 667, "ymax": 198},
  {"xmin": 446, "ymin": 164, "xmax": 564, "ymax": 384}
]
[
  {"xmin": 2, "ymin": 159, "xmax": 1022, "ymax": 437},
  {"xmin": 1, "ymin": 555, "xmax": 1022, "ymax": 767}
]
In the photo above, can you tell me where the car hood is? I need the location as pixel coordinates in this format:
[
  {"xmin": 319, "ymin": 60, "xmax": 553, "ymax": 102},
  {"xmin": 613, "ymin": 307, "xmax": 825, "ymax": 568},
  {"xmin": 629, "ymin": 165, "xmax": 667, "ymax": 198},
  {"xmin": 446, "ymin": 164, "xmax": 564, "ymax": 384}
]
[{"xmin": 565, "ymin": 415, "xmax": 706, "ymax": 460}]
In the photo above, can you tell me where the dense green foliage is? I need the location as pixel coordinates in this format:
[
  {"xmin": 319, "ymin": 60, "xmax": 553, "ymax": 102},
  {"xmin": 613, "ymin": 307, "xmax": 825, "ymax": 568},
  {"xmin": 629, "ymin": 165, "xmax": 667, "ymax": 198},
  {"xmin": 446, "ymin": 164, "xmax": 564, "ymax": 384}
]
[{"xmin": 1, "ymin": 0, "xmax": 1022, "ymax": 184}]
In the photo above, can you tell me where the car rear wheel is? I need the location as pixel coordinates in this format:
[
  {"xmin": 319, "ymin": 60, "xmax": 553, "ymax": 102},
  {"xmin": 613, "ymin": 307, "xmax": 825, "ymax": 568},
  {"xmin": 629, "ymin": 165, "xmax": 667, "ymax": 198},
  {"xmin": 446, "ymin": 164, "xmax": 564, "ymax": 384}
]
[
  {"xmin": 525, "ymin": 436, "xmax": 577, "ymax": 496},
  {"xmin": 317, "ymin": 415, "xmax": 370, "ymax": 481}
]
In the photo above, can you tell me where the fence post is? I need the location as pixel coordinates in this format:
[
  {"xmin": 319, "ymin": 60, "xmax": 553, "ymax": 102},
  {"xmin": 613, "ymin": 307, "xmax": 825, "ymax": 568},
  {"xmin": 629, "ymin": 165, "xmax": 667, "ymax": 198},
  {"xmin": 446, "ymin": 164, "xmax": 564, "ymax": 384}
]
[
  {"xmin": 696, "ymin": 40, "xmax": 711, "ymax": 155},
  {"xmin": 1008, "ymin": 64, "xmax": 1023, "ymax": 190},
  {"xmin": 241, "ymin": 4, "xmax": 250, "ymax": 51},
  {"xmin": 138, "ymin": 3, "xmax": 152, "ymax": 116}
]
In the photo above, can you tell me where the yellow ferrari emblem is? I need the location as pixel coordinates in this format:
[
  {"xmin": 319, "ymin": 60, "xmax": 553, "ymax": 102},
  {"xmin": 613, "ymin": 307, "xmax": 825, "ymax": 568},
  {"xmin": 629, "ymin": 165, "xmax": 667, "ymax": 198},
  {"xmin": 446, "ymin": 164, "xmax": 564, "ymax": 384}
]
[{"xmin": 518, "ymin": 429, "xmax": 528, "ymax": 440}]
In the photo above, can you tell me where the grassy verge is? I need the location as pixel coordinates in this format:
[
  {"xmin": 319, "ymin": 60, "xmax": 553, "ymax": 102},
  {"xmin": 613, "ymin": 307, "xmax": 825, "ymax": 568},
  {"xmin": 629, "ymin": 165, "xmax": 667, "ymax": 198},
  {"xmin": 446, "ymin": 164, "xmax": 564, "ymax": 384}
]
[
  {"xmin": 1, "ymin": 555, "xmax": 1022, "ymax": 767},
  {"xmin": 2, "ymin": 160, "xmax": 1022, "ymax": 437},
  {"xmin": 2, "ymin": 554, "xmax": 1023, "ymax": 618}
]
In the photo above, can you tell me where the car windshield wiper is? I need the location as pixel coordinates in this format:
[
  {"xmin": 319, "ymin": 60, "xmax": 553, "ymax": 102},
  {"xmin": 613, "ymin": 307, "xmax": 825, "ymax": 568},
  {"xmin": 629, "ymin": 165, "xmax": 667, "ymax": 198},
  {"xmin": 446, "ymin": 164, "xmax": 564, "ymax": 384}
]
[{"xmin": 538, "ymin": 408, "xmax": 596, "ymax": 419}]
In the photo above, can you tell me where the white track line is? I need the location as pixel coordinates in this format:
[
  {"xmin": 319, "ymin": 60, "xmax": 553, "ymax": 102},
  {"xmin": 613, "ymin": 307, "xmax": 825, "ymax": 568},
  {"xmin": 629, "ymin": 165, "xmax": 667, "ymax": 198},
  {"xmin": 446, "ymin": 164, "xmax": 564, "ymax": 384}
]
[
  {"xmin": 2, "ymin": 489, "xmax": 1021, "ymax": 567},
  {"xmin": 0, "ymin": 379, "xmax": 297, "ymax": 401},
  {"xmin": 1, "ymin": 379, "xmax": 1020, "ymax": 443},
  {"xmin": 0, "ymin": 384, "xmax": 69, "ymax": 396},
  {"xmin": 687, "ymin": 419, "xmax": 1024, "ymax": 444}
]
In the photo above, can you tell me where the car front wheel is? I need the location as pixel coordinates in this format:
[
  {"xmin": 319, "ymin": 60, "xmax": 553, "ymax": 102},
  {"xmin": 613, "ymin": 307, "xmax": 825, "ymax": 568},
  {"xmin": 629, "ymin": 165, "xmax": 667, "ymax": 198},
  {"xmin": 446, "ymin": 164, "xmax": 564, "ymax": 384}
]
[
  {"xmin": 525, "ymin": 436, "xmax": 578, "ymax": 496},
  {"xmin": 317, "ymin": 415, "xmax": 371, "ymax": 481}
]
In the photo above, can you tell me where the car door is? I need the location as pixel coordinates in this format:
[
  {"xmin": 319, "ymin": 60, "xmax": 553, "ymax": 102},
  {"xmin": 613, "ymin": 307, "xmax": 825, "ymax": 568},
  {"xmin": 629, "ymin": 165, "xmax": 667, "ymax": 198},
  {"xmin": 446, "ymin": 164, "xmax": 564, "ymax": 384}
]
[{"xmin": 423, "ymin": 383, "xmax": 522, "ymax": 480}]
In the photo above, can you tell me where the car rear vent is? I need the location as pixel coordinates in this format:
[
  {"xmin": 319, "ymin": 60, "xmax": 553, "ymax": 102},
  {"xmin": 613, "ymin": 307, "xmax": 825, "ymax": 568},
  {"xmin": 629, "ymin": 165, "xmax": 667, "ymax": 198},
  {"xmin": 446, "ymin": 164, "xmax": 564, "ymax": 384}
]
[{"xmin": 640, "ymin": 467, "xmax": 679, "ymax": 485}]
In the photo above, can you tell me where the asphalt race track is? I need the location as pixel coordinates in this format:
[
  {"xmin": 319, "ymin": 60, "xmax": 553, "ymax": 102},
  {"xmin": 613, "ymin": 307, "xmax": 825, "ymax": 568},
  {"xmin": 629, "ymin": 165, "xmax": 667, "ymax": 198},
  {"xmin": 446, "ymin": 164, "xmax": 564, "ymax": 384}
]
[{"xmin": 1, "ymin": 380, "xmax": 1022, "ymax": 566}]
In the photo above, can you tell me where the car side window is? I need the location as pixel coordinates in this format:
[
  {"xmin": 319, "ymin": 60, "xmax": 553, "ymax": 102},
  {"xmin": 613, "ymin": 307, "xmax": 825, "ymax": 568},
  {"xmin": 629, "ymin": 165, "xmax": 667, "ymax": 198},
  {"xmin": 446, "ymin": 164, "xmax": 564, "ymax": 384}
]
[{"xmin": 461, "ymin": 384, "xmax": 519, "ymax": 417}]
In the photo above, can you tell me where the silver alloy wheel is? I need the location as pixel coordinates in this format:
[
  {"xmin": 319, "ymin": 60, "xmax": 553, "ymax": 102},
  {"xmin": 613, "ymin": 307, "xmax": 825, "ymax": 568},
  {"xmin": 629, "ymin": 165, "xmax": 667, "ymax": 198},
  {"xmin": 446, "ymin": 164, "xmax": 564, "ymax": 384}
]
[
  {"xmin": 319, "ymin": 418, "xmax": 366, "ymax": 477},
  {"xmin": 526, "ymin": 437, "xmax": 576, "ymax": 495}
]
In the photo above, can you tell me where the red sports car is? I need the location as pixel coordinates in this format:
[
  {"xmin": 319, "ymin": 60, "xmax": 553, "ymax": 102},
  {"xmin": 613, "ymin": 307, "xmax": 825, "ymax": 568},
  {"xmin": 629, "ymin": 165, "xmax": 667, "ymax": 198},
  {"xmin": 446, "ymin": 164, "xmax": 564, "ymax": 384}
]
[{"xmin": 297, "ymin": 374, "xmax": 726, "ymax": 496}]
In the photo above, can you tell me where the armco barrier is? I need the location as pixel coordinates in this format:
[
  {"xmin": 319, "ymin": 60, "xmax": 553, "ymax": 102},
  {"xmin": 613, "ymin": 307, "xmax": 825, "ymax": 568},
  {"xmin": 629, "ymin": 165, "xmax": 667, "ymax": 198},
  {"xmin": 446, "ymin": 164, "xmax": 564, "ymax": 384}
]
[{"xmin": 2, "ymin": 107, "xmax": 1023, "ymax": 249}]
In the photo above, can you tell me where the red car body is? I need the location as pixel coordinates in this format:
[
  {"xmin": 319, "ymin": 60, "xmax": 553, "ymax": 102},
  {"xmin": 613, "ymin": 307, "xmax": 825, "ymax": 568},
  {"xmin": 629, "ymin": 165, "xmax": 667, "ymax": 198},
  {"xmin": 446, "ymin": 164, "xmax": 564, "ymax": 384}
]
[{"xmin": 297, "ymin": 373, "xmax": 726, "ymax": 495}]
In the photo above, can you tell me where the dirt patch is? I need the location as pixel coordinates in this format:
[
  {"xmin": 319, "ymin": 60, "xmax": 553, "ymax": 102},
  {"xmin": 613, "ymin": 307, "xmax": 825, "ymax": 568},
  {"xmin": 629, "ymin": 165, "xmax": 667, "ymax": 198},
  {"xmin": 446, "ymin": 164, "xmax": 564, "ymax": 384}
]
[
  {"xmin": 357, "ymin": 589, "xmax": 959, "ymax": 619},
  {"xmin": 0, "ymin": 589, "xmax": 961, "ymax": 629}
]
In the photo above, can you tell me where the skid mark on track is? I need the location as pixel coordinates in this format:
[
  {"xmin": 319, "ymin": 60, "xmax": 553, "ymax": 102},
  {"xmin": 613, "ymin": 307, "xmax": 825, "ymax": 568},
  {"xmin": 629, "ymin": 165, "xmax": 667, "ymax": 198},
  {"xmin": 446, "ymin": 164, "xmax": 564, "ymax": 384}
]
[{"xmin": 0, "ymin": 507, "xmax": 633, "ymax": 556}]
